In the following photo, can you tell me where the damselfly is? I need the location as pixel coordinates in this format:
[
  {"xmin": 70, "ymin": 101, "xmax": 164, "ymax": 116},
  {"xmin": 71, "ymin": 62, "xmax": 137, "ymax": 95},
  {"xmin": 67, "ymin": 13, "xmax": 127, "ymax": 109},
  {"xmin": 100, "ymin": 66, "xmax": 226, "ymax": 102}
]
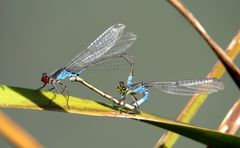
[
  {"xmin": 38, "ymin": 24, "xmax": 137, "ymax": 106},
  {"xmin": 117, "ymin": 73, "xmax": 224, "ymax": 108}
]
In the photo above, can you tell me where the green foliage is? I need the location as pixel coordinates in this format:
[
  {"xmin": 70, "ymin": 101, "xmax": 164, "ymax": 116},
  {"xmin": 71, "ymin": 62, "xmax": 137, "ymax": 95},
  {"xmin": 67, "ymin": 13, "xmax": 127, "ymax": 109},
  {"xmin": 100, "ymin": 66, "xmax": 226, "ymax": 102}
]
[{"xmin": 0, "ymin": 84, "xmax": 239, "ymax": 147}]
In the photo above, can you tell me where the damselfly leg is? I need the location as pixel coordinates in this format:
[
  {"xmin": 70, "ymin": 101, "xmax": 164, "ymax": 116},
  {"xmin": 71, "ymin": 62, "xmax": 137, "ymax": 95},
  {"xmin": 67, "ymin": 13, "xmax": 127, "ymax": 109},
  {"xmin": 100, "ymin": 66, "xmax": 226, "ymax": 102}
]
[
  {"xmin": 41, "ymin": 80, "xmax": 70, "ymax": 109},
  {"xmin": 36, "ymin": 83, "xmax": 47, "ymax": 91},
  {"xmin": 130, "ymin": 94, "xmax": 139, "ymax": 108},
  {"xmin": 39, "ymin": 24, "xmax": 137, "ymax": 109}
]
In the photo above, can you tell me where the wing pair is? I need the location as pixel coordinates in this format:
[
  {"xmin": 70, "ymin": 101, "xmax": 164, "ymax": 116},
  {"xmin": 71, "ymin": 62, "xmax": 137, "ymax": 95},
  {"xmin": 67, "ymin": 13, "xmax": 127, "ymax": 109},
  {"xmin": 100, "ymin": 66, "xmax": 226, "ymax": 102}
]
[{"xmin": 65, "ymin": 24, "xmax": 137, "ymax": 73}]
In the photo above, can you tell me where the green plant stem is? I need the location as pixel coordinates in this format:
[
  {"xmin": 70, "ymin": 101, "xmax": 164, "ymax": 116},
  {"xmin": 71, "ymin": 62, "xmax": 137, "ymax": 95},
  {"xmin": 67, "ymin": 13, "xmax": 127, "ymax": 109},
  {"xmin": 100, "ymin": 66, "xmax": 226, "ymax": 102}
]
[{"xmin": 0, "ymin": 84, "xmax": 240, "ymax": 147}]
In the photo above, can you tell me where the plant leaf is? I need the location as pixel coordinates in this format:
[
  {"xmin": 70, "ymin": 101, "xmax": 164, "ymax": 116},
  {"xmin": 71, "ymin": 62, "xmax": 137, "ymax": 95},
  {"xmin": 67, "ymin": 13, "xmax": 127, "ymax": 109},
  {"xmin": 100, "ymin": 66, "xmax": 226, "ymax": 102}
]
[{"xmin": 0, "ymin": 84, "xmax": 240, "ymax": 147}]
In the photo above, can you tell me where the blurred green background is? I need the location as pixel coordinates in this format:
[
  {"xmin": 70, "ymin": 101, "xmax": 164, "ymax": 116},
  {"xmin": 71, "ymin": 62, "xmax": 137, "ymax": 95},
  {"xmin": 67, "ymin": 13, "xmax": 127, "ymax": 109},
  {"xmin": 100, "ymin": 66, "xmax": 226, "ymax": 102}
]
[{"xmin": 0, "ymin": 0, "xmax": 239, "ymax": 147}]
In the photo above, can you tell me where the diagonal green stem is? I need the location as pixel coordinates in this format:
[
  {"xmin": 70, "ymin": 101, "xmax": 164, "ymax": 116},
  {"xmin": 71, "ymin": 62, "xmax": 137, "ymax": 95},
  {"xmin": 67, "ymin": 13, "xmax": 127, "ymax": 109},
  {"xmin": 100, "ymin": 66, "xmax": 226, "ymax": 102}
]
[{"xmin": 0, "ymin": 84, "xmax": 240, "ymax": 147}]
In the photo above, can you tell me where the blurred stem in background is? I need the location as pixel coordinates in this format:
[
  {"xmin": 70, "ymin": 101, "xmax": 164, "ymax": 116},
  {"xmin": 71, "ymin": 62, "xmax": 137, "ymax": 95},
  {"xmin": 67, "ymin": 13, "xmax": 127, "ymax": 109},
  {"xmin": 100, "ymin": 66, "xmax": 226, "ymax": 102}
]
[
  {"xmin": 0, "ymin": 111, "xmax": 42, "ymax": 148},
  {"xmin": 216, "ymin": 98, "xmax": 240, "ymax": 134},
  {"xmin": 207, "ymin": 98, "xmax": 240, "ymax": 148},
  {"xmin": 168, "ymin": 0, "xmax": 240, "ymax": 88},
  {"xmin": 155, "ymin": 0, "xmax": 240, "ymax": 147}
]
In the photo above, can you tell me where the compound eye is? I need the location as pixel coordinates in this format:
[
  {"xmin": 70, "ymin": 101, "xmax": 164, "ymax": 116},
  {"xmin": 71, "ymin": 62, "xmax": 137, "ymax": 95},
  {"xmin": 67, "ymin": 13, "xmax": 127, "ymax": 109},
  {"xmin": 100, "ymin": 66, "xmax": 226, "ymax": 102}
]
[{"xmin": 41, "ymin": 75, "xmax": 50, "ymax": 84}]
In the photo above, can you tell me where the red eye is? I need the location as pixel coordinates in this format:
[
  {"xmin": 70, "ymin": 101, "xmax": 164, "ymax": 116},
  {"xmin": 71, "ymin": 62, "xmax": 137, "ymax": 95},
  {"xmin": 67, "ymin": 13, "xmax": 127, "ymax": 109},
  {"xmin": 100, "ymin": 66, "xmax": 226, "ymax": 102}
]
[{"xmin": 41, "ymin": 73, "xmax": 50, "ymax": 84}]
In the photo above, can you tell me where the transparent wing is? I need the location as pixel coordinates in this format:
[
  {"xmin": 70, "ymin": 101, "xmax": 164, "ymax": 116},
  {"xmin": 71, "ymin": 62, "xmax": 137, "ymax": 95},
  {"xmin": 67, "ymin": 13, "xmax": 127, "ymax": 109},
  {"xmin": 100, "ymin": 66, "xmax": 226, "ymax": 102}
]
[
  {"xmin": 83, "ymin": 31, "xmax": 136, "ymax": 71},
  {"xmin": 86, "ymin": 54, "xmax": 134, "ymax": 71},
  {"xmin": 100, "ymin": 32, "xmax": 137, "ymax": 58},
  {"xmin": 66, "ymin": 24, "xmax": 126, "ymax": 72},
  {"xmin": 144, "ymin": 78, "xmax": 224, "ymax": 95}
]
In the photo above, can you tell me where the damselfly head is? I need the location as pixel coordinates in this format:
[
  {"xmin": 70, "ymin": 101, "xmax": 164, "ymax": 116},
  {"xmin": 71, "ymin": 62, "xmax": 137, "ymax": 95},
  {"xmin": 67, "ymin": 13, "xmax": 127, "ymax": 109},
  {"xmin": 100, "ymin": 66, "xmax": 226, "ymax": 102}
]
[
  {"xmin": 117, "ymin": 81, "xmax": 127, "ymax": 94},
  {"xmin": 41, "ymin": 73, "xmax": 50, "ymax": 84}
]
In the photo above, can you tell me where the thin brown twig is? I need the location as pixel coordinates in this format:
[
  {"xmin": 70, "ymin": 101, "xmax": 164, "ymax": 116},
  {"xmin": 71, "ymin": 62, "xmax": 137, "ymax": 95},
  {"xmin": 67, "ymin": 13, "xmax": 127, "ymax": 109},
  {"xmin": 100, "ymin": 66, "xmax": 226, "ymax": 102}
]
[
  {"xmin": 169, "ymin": 0, "xmax": 240, "ymax": 88},
  {"xmin": 156, "ymin": 32, "xmax": 240, "ymax": 147},
  {"xmin": 217, "ymin": 98, "xmax": 240, "ymax": 134},
  {"xmin": 0, "ymin": 112, "xmax": 42, "ymax": 148},
  {"xmin": 207, "ymin": 98, "xmax": 240, "ymax": 148},
  {"xmin": 155, "ymin": 1, "xmax": 240, "ymax": 147}
]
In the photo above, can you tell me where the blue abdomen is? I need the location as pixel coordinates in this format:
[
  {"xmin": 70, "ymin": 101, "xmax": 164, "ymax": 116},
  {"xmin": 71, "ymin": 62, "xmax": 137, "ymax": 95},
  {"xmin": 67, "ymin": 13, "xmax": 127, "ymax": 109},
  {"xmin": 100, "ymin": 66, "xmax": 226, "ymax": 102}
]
[{"xmin": 132, "ymin": 85, "xmax": 147, "ymax": 93}]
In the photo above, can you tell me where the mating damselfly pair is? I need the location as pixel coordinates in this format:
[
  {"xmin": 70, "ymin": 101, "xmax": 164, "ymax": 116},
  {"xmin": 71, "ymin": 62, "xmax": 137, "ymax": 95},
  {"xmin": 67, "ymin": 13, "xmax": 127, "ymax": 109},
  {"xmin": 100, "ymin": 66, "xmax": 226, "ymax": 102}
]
[{"xmin": 38, "ymin": 23, "xmax": 224, "ymax": 110}]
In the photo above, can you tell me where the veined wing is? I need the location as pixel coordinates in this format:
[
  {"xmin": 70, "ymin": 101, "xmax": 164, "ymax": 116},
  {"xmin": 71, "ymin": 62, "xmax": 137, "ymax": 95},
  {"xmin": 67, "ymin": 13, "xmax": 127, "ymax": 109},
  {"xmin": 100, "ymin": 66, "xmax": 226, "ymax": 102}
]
[
  {"xmin": 86, "ymin": 53, "xmax": 134, "ymax": 71},
  {"xmin": 144, "ymin": 78, "xmax": 224, "ymax": 95},
  {"xmin": 100, "ymin": 32, "xmax": 137, "ymax": 58},
  {"xmin": 66, "ymin": 24, "xmax": 126, "ymax": 72},
  {"xmin": 83, "ymin": 32, "xmax": 136, "ymax": 71}
]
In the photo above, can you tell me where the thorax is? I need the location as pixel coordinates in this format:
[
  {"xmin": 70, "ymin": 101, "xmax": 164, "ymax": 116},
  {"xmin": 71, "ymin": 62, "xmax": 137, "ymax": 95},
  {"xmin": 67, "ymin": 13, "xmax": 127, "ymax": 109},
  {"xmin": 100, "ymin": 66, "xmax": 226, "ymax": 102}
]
[
  {"xmin": 129, "ymin": 82, "xmax": 147, "ymax": 93},
  {"xmin": 50, "ymin": 67, "xmax": 74, "ymax": 80}
]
